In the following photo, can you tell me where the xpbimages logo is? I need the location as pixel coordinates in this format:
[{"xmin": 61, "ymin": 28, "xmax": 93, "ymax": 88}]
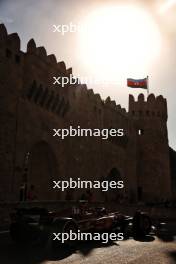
[
  {"xmin": 53, "ymin": 75, "xmax": 118, "ymax": 87},
  {"xmin": 53, "ymin": 178, "xmax": 124, "ymax": 192},
  {"xmin": 52, "ymin": 126, "xmax": 124, "ymax": 140},
  {"xmin": 53, "ymin": 230, "xmax": 124, "ymax": 244}
]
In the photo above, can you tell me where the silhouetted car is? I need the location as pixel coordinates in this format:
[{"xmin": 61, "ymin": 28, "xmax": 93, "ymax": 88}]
[{"xmin": 10, "ymin": 204, "xmax": 152, "ymax": 248}]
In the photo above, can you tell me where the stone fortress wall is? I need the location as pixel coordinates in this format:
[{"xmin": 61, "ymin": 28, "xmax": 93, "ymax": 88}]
[{"xmin": 0, "ymin": 24, "xmax": 172, "ymax": 203}]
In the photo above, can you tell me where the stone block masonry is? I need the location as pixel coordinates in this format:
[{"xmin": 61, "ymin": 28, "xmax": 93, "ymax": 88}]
[{"xmin": 0, "ymin": 24, "xmax": 172, "ymax": 203}]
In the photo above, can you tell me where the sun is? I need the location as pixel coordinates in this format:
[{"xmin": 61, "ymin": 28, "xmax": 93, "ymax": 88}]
[
  {"xmin": 159, "ymin": 0, "xmax": 176, "ymax": 13},
  {"xmin": 78, "ymin": 5, "xmax": 162, "ymax": 86}
]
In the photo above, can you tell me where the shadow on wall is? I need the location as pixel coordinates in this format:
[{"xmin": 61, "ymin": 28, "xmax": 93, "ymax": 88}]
[{"xmin": 19, "ymin": 141, "xmax": 59, "ymax": 202}]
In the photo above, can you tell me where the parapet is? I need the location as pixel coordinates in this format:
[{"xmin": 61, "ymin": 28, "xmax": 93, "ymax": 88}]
[
  {"xmin": 0, "ymin": 24, "xmax": 128, "ymax": 119},
  {"xmin": 105, "ymin": 97, "xmax": 116, "ymax": 108},
  {"xmin": 47, "ymin": 54, "xmax": 57, "ymax": 65},
  {"xmin": 27, "ymin": 39, "xmax": 36, "ymax": 53},
  {"xmin": 57, "ymin": 61, "xmax": 66, "ymax": 72},
  {"xmin": 7, "ymin": 33, "xmax": 20, "ymax": 50},
  {"xmin": 36, "ymin": 46, "xmax": 47, "ymax": 58},
  {"xmin": 104, "ymin": 96, "xmax": 126, "ymax": 115},
  {"xmin": 26, "ymin": 37, "xmax": 66, "ymax": 73},
  {"xmin": 129, "ymin": 93, "xmax": 167, "ymax": 120},
  {"xmin": 67, "ymin": 68, "xmax": 72, "ymax": 75},
  {"xmin": 0, "ymin": 24, "xmax": 8, "ymax": 40},
  {"xmin": 147, "ymin": 93, "xmax": 155, "ymax": 103},
  {"xmin": 0, "ymin": 23, "xmax": 20, "ymax": 51}
]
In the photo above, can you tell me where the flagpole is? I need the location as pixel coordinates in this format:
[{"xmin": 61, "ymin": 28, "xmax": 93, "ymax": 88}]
[{"xmin": 147, "ymin": 76, "xmax": 149, "ymax": 96}]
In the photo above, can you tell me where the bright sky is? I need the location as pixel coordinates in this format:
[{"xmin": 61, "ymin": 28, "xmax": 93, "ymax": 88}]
[
  {"xmin": 160, "ymin": 0, "xmax": 176, "ymax": 13},
  {"xmin": 0, "ymin": 0, "xmax": 176, "ymax": 149}
]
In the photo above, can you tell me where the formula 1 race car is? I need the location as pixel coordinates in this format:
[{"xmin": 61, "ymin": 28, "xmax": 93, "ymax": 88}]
[{"xmin": 10, "ymin": 203, "xmax": 152, "ymax": 248}]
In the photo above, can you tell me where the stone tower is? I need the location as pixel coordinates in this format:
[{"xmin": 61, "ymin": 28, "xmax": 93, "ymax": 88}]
[{"xmin": 129, "ymin": 93, "xmax": 171, "ymax": 202}]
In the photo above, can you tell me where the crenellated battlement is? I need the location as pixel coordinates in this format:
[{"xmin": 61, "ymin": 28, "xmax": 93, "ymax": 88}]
[
  {"xmin": 129, "ymin": 93, "xmax": 167, "ymax": 120},
  {"xmin": 0, "ymin": 24, "xmax": 8, "ymax": 39},
  {"xmin": 0, "ymin": 23, "xmax": 167, "ymax": 122},
  {"xmin": 0, "ymin": 23, "xmax": 127, "ymax": 118},
  {"xmin": 26, "ymin": 37, "xmax": 67, "ymax": 74},
  {"xmin": 0, "ymin": 25, "xmax": 20, "ymax": 52}
]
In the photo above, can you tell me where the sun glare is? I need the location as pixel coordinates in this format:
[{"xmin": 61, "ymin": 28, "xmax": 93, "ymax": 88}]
[
  {"xmin": 78, "ymin": 5, "xmax": 162, "ymax": 85},
  {"xmin": 160, "ymin": 0, "xmax": 176, "ymax": 13}
]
